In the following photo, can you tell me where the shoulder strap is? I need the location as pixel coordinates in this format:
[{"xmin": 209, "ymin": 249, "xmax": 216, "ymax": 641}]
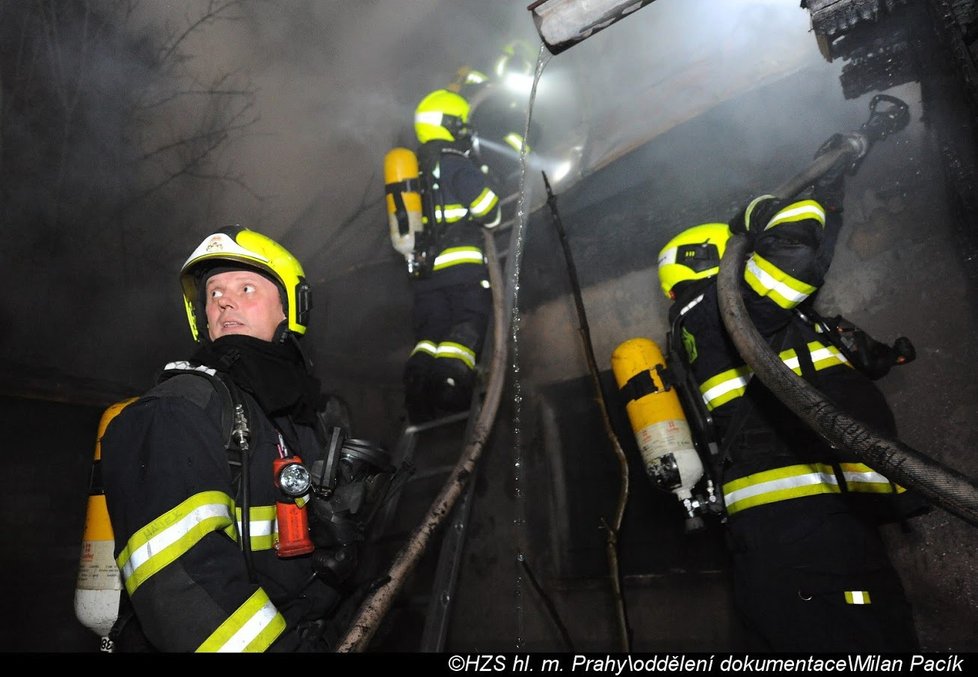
[{"xmin": 157, "ymin": 361, "xmax": 254, "ymax": 462}]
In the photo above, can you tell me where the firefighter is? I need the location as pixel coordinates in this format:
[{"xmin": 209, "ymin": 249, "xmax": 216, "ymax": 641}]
[
  {"xmin": 100, "ymin": 226, "xmax": 385, "ymax": 651},
  {"xmin": 656, "ymin": 164, "xmax": 928, "ymax": 651},
  {"xmin": 449, "ymin": 40, "xmax": 536, "ymax": 155},
  {"xmin": 403, "ymin": 89, "xmax": 501, "ymax": 424},
  {"xmin": 448, "ymin": 40, "xmax": 539, "ymax": 198}
]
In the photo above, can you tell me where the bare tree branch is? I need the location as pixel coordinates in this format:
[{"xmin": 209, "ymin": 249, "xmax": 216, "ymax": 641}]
[{"xmin": 159, "ymin": 0, "xmax": 247, "ymax": 65}]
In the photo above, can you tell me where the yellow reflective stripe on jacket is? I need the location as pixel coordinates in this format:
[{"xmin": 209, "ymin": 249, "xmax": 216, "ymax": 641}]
[
  {"xmin": 504, "ymin": 132, "xmax": 529, "ymax": 154},
  {"xmin": 744, "ymin": 253, "xmax": 818, "ymax": 309},
  {"xmin": 723, "ymin": 463, "xmax": 842, "ymax": 515},
  {"xmin": 433, "ymin": 246, "xmax": 485, "ymax": 271},
  {"xmin": 435, "ymin": 204, "xmax": 468, "ymax": 223},
  {"xmin": 699, "ymin": 342, "xmax": 848, "ymax": 411},
  {"xmin": 223, "ymin": 504, "xmax": 278, "ymax": 551},
  {"xmin": 700, "ymin": 365, "xmax": 752, "ymax": 411},
  {"xmin": 117, "ymin": 491, "xmax": 235, "ymax": 595},
  {"xmin": 723, "ymin": 462, "xmax": 903, "ymax": 516},
  {"xmin": 411, "ymin": 340, "xmax": 437, "ymax": 357},
  {"xmin": 743, "ymin": 195, "xmax": 776, "ymax": 228},
  {"xmin": 839, "ymin": 462, "xmax": 907, "ymax": 495},
  {"xmin": 845, "ymin": 591, "xmax": 872, "ymax": 605},
  {"xmin": 763, "ymin": 199, "xmax": 826, "ymax": 230},
  {"xmin": 470, "ymin": 187, "xmax": 499, "ymax": 218},
  {"xmin": 435, "ymin": 341, "xmax": 476, "ymax": 369},
  {"xmin": 196, "ymin": 588, "xmax": 286, "ymax": 652}
]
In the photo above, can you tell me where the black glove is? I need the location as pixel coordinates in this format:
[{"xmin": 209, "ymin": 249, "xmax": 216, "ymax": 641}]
[
  {"xmin": 312, "ymin": 544, "xmax": 358, "ymax": 587},
  {"xmin": 824, "ymin": 315, "xmax": 916, "ymax": 380},
  {"xmin": 729, "ymin": 195, "xmax": 782, "ymax": 243},
  {"xmin": 812, "ymin": 132, "xmax": 866, "ymax": 211}
]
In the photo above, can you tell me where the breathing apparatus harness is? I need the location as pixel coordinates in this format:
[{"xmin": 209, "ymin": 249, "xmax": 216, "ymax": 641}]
[
  {"xmin": 662, "ymin": 289, "xmax": 726, "ymax": 522},
  {"xmin": 155, "ymin": 362, "xmax": 395, "ymax": 587},
  {"xmin": 411, "ymin": 142, "xmax": 478, "ymax": 279},
  {"xmin": 662, "ymin": 274, "xmax": 917, "ymax": 527}
]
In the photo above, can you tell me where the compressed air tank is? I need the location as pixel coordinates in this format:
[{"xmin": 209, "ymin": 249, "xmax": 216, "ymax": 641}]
[
  {"xmin": 74, "ymin": 398, "xmax": 136, "ymax": 648},
  {"xmin": 384, "ymin": 147, "xmax": 424, "ymax": 260},
  {"xmin": 611, "ymin": 338, "xmax": 704, "ymax": 501}
]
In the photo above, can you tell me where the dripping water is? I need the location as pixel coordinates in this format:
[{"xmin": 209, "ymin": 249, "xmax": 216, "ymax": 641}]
[{"xmin": 509, "ymin": 41, "xmax": 551, "ymax": 652}]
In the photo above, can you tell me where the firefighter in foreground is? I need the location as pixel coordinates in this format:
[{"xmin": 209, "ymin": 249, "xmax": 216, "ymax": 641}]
[
  {"xmin": 393, "ymin": 89, "xmax": 501, "ymax": 424},
  {"xmin": 101, "ymin": 226, "xmax": 391, "ymax": 651},
  {"xmin": 656, "ymin": 154, "xmax": 927, "ymax": 651}
]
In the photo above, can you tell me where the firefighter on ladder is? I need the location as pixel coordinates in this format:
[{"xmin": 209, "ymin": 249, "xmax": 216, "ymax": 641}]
[{"xmin": 393, "ymin": 89, "xmax": 501, "ymax": 424}]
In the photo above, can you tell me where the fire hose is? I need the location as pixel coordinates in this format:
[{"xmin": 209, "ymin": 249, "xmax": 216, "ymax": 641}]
[{"xmin": 716, "ymin": 94, "xmax": 978, "ymax": 527}]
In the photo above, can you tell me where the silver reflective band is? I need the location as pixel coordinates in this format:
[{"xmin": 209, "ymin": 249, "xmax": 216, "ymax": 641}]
[
  {"xmin": 765, "ymin": 202, "xmax": 826, "ymax": 230},
  {"xmin": 435, "ymin": 343, "xmax": 476, "ymax": 369},
  {"xmin": 745, "ymin": 257, "xmax": 811, "ymax": 304},
  {"xmin": 411, "ymin": 340, "xmax": 437, "ymax": 357},
  {"xmin": 657, "ymin": 246, "xmax": 678, "ymax": 267},
  {"xmin": 471, "ymin": 190, "xmax": 498, "ymax": 216},
  {"xmin": 433, "ymin": 250, "xmax": 485, "ymax": 268},
  {"xmin": 725, "ymin": 467, "xmax": 839, "ymax": 509},
  {"xmin": 415, "ymin": 111, "xmax": 443, "ymax": 126},
  {"xmin": 120, "ymin": 501, "xmax": 232, "ymax": 584},
  {"xmin": 212, "ymin": 598, "xmax": 280, "ymax": 652}
]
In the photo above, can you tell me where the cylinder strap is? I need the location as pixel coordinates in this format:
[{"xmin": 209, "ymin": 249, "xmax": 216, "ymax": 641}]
[
  {"xmin": 620, "ymin": 369, "xmax": 658, "ymax": 403},
  {"xmin": 384, "ymin": 178, "xmax": 421, "ymax": 195}
]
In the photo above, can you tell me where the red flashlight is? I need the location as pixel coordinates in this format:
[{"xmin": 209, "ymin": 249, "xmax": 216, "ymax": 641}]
[{"xmin": 272, "ymin": 456, "xmax": 314, "ymax": 558}]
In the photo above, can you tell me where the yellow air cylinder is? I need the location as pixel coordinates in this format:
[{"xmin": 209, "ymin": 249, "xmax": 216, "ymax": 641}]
[
  {"xmin": 74, "ymin": 397, "xmax": 137, "ymax": 648},
  {"xmin": 384, "ymin": 147, "xmax": 424, "ymax": 260},
  {"xmin": 611, "ymin": 338, "xmax": 703, "ymax": 500}
]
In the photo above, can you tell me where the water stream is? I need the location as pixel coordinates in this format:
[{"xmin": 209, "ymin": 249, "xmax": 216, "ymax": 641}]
[{"xmin": 508, "ymin": 41, "xmax": 551, "ymax": 652}]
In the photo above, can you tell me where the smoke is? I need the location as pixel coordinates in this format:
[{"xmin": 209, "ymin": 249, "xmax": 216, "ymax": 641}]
[{"xmin": 0, "ymin": 0, "xmax": 867, "ymax": 403}]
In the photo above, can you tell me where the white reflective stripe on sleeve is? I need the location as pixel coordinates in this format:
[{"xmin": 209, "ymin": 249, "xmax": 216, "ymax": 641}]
[
  {"xmin": 809, "ymin": 343, "xmax": 849, "ymax": 367},
  {"xmin": 745, "ymin": 256, "xmax": 812, "ymax": 305},
  {"xmin": 842, "ymin": 468, "xmax": 890, "ymax": 484},
  {"xmin": 230, "ymin": 505, "xmax": 278, "ymax": 551},
  {"xmin": 744, "ymin": 195, "xmax": 776, "ymax": 228},
  {"xmin": 845, "ymin": 590, "xmax": 871, "ymax": 605},
  {"xmin": 433, "ymin": 249, "xmax": 485, "ymax": 268},
  {"xmin": 435, "ymin": 342, "xmax": 476, "ymax": 369},
  {"xmin": 723, "ymin": 467, "xmax": 840, "ymax": 515},
  {"xmin": 436, "ymin": 205, "xmax": 469, "ymax": 222},
  {"xmin": 470, "ymin": 188, "xmax": 499, "ymax": 217},
  {"xmin": 701, "ymin": 372, "xmax": 751, "ymax": 410},
  {"xmin": 764, "ymin": 202, "xmax": 826, "ymax": 230},
  {"xmin": 118, "ymin": 492, "xmax": 234, "ymax": 594},
  {"xmin": 197, "ymin": 588, "xmax": 286, "ymax": 652},
  {"xmin": 411, "ymin": 340, "xmax": 438, "ymax": 357}
]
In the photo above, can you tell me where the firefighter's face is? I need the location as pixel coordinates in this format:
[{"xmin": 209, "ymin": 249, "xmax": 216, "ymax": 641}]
[{"xmin": 204, "ymin": 269, "xmax": 286, "ymax": 342}]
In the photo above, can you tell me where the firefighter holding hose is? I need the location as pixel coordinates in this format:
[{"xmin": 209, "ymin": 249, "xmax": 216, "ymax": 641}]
[{"xmin": 656, "ymin": 127, "xmax": 928, "ymax": 651}]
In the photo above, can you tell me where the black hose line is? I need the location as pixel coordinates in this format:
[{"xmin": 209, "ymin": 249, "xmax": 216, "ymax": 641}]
[{"xmin": 716, "ymin": 233, "xmax": 978, "ymax": 528}]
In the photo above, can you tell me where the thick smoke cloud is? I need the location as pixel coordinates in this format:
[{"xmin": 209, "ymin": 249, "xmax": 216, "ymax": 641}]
[{"xmin": 0, "ymin": 0, "xmax": 837, "ymax": 402}]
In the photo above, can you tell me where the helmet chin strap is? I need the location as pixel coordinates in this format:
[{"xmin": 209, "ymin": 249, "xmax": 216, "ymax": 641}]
[
  {"xmin": 272, "ymin": 317, "xmax": 290, "ymax": 345},
  {"xmin": 285, "ymin": 330, "xmax": 317, "ymax": 376}
]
